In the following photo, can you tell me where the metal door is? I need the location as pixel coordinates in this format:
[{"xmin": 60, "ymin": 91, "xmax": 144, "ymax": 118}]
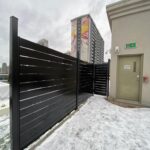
[{"xmin": 117, "ymin": 55, "xmax": 141, "ymax": 101}]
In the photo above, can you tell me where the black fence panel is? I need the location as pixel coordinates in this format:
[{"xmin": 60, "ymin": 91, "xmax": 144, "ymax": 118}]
[
  {"xmin": 10, "ymin": 16, "xmax": 93, "ymax": 150},
  {"xmin": 19, "ymin": 38, "xmax": 77, "ymax": 149},
  {"xmin": 78, "ymin": 61, "xmax": 93, "ymax": 104},
  {"xmin": 94, "ymin": 62, "xmax": 110, "ymax": 96}
]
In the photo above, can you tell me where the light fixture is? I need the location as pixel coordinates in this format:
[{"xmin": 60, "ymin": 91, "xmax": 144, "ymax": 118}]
[{"xmin": 115, "ymin": 46, "xmax": 119, "ymax": 54}]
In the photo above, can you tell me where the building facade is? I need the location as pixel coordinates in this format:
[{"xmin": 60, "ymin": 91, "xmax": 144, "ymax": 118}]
[
  {"xmin": 38, "ymin": 39, "xmax": 48, "ymax": 47},
  {"xmin": 2, "ymin": 63, "xmax": 8, "ymax": 74},
  {"xmin": 71, "ymin": 14, "xmax": 104, "ymax": 64},
  {"xmin": 107, "ymin": 0, "xmax": 150, "ymax": 106}
]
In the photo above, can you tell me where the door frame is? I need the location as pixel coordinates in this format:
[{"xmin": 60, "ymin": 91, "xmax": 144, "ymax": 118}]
[{"xmin": 116, "ymin": 54, "xmax": 143, "ymax": 102}]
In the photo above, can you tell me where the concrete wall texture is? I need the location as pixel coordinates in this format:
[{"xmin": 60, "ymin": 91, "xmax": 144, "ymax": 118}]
[{"xmin": 107, "ymin": 0, "xmax": 150, "ymax": 106}]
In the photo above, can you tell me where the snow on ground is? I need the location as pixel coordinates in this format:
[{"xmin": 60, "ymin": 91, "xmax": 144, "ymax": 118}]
[
  {"xmin": 0, "ymin": 82, "xmax": 9, "ymax": 101},
  {"xmin": 36, "ymin": 95, "xmax": 150, "ymax": 150},
  {"xmin": 0, "ymin": 82, "xmax": 9, "ymax": 116},
  {"xmin": 0, "ymin": 114, "xmax": 10, "ymax": 150},
  {"xmin": 0, "ymin": 82, "xmax": 10, "ymax": 149}
]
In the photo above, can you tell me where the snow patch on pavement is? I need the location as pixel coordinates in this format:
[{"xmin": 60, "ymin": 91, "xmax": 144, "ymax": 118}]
[
  {"xmin": 36, "ymin": 95, "xmax": 150, "ymax": 150},
  {"xmin": 0, "ymin": 114, "xmax": 10, "ymax": 150}
]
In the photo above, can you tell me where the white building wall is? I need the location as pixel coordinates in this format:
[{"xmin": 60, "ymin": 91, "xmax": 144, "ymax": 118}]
[{"xmin": 110, "ymin": 10, "xmax": 150, "ymax": 106}]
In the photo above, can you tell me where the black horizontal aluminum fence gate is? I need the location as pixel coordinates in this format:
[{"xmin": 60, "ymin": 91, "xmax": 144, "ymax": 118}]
[
  {"xmin": 10, "ymin": 16, "xmax": 109, "ymax": 150},
  {"xmin": 79, "ymin": 61, "xmax": 93, "ymax": 103},
  {"xmin": 94, "ymin": 62, "xmax": 110, "ymax": 96}
]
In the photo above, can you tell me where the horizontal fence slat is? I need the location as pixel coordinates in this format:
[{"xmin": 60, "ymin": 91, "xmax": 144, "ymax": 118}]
[
  {"xmin": 20, "ymin": 38, "xmax": 76, "ymax": 62},
  {"xmin": 20, "ymin": 65, "xmax": 76, "ymax": 74},
  {"xmin": 20, "ymin": 47, "xmax": 76, "ymax": 65},
  {"xmin": 20, "ymin": 56, "xmax": 75, "ymax": 68},
  {"xmin": 20, "ymin": 87, "xmax": 75, "ymax": 109},
  {"xmin": 20, "ymin": 83, "xmax": 75, "ymax": 100},
  {"xmin": 20, "ymin": 78, "xmax": 75, "ymax": 91},
  {"xmin": 20, "ymin": 73, "xmax": 75, "ymax": 83}
]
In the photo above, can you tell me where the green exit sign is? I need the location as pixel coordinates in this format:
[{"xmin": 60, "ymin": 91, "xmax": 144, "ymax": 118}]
[{"xmin": 126, "ymin": 42, "xmax": 136, "ymax": 49}]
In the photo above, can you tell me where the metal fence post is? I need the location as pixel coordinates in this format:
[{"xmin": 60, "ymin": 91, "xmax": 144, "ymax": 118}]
[
  {"xmin": 106, "ymin": 59, "xmax": 110, "ymax": 97},
  {"xmin": 76, "ymin": 55, "xmax": 79, "ymax": 110},
  {"xmin": 75, "ymin": 18, "xmax": 81, "ymax": 109},
  {"xmin": 10, "ymin": 16, "xmax": 20, "ymax": 150},
  {"xmin": 92, "ymin": 41, "xmax": 96, "ymax": 95}
]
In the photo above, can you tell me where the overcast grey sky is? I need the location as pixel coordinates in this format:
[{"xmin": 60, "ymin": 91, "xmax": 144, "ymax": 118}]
[{"xmin": 0, "ymin": 0, "xmax": 120, "ymax": 65}]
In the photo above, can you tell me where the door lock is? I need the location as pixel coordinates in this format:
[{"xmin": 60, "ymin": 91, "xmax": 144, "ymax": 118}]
[{"xmin": 137, "ymin": 75, "xmax": 140, "ymax": 81}]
